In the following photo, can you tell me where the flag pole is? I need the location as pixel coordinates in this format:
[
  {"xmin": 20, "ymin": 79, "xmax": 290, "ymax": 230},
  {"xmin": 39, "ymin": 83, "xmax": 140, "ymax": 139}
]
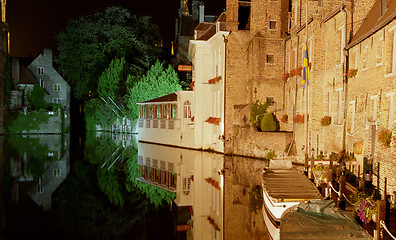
[{"xmin": 305, "ymin": 0, "xmax": 309, "ymax": 157}]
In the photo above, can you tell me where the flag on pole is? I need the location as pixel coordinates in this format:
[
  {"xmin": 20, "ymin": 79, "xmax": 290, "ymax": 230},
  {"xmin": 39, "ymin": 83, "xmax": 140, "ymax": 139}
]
[{"xmin": 301, "ymin": 42, "xmax": 310, "ymax": 88}]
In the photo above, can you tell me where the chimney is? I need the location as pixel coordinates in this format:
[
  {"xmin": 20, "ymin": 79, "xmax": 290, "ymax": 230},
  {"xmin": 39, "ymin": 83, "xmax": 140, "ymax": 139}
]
[
  {"xmin": 192, "ymin": 0, "xmax": 199, "ymax": 20},
  {"xmin": 43, "ymin": 49, "xmax": 53, "ymax": 63},
  {"xmin": 199, "ymin": 2, "xmax": 205, "ymax": 23}
]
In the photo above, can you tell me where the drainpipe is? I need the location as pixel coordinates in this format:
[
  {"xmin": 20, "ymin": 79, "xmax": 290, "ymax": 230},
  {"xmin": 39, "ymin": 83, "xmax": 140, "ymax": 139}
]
[
  {"xmin": 223, "ymin": 33, "xmax": 229, "ymax": 154},
  {"xmin": 342, "ymin": 5, "xmax": 348, "ymax": 151}
]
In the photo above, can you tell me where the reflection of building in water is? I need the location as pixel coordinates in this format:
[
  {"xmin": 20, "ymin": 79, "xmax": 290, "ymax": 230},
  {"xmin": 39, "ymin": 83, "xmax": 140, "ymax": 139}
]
[
  {"xmin": 9, "ymin": 134, "xmax": 70, "ymax": 211},
  {"xmin": 137, "ymin": 142, "xmax": 224, "ymax": 240}
]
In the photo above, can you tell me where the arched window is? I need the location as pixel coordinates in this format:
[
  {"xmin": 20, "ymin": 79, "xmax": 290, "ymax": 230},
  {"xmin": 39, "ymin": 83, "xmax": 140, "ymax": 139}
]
[{"xmin": 184, "ymin": 101, "xmax": 191, "ymax": 118}]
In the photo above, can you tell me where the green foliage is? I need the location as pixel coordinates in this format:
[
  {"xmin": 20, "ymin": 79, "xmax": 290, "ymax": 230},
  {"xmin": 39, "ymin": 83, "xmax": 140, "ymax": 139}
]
[
  {"xmin": 97, "ymin": 167, "xmax": 125, "ymax": 207},
  {"xmin": 5, "ymin": 136, "xmax": 53, "ymax": 181},
  {"xmin": 27, "ymin": 85, "xmax": 47, "ymax": 110},
  {"xmin": 97, "ymin": 57, "xmax": 126, "ymax": 100},
  {"xmin": 56, "ymin": 6, "xmax": 162, "ymax": 100},
  {"xmin": 264, "ymin": 150, "xmax": 277, "ymax": 160},
  {"xmin": 260, "ymin": 113, "xmax": 279, "ymax": 132},
  {"xmin": 123, "ymin": 147, "xmax": 176, "ymax": 208},
  {"xmin": 84, "ymin": 98, "xmax": 118, "ymax": 130},
  {"xmin": 126, "ymin": 60, "xmax": 182, "ymax": 119},
  {"xmin": 250, "ymin": 100, "xmax": 270, "ymax": 129},
  {"xmin": 5, "ymin": 109, "xmax": 50, "ymax": 133}
]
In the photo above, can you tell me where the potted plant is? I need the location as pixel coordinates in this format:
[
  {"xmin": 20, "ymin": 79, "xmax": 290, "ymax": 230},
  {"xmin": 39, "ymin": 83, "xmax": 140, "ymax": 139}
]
[
  {"xmin": 281, "ymin": 114, "xmax": 288, "ymax": 123},
  {"xmin": 347, "ymin": 69, "xmax": 358, "ymax": 78},
  {"xmin": 321, "ymin": 115, "xmax": 331, "ymax": 126},
  {"xmin": 293, "ymin": 114, "xmax": 304, "ymax": 123}
]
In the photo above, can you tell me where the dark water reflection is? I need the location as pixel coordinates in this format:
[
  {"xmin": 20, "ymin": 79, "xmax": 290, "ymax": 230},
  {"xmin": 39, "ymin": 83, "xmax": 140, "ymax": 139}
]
[
  {"xmin": 2, "ymin": 133, "xmax": 174, "ymax": 240},
  {"xmin": 2, "ymin": 132, "xmax": 271, "ymax": 240}
]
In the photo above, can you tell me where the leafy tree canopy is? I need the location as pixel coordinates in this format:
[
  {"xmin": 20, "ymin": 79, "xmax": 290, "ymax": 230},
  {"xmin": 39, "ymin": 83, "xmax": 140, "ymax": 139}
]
[
  {"xmin": 97, "ymin": 57, "xmax": 126, "ymax": 101},
  {"xmin": 55, "ymin": 6, "xmax": 162, "ymax": 100},
  {"xmin": 27, "ymin": 85, "xmax": 47, "ymax": 110},
  {"xmin": 126, "ymin": 60, "xmax": 182, "ymax": 119}
]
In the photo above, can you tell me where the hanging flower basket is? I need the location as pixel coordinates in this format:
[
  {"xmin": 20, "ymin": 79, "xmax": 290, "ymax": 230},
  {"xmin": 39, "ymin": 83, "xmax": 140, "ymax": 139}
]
[
  {"xmin": 293, "ymin": 114, "xmax": 304, "ymax": 123},
  {"xmin": 205, "ymin": 117, "xmax": 221, "ymax": 125},
  {"xmin": 281, "ymin": 114, "xmax": 288, "ymax": 123},
  {"xmin": 321, "ymin": 115, "xmax": 331, "ymax": 126},
  {"xmin": 347, "ymin": 69, "xmax": 358, "ymax": 78},
  {"xmin": 208, "ymin": 76, "xmax": 221, "ymax": 84},
  {"xmin": 378, "ymin": 129, "xmax": 392, "ymax": 147}
]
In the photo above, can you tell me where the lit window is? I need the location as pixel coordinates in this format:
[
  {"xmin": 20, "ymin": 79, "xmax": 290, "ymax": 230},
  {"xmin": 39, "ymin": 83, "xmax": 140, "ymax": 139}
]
[
  {"xmin": 53, "ymin": 84, "xmax": 61, "ymax": 92},
  {"xmin": 37, "ymin": 67, "xmax": 44, "ymax": 75}
]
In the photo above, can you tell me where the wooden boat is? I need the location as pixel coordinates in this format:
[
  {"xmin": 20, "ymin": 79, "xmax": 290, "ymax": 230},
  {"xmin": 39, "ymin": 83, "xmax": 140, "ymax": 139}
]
[{"xmin": 261, "ymin": 160, "xmax": 322, "ymax": 240}]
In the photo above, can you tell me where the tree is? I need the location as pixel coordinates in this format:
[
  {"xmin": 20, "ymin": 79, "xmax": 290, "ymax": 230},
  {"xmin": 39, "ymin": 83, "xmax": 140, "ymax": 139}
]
[
  {"xmin": 56, "ymin": 6, "xmax": 162, "ymax": 100},
  {"xmin": 97, "ymin": 57, "xmax": 126, "ymax": 100},
  {"xmin": 27, "ymin": 85, "xmax": 47, "ymax": 110},
  {"xmin": 126, "ymin": 61, "xmax": 182, "ymax": 119}
]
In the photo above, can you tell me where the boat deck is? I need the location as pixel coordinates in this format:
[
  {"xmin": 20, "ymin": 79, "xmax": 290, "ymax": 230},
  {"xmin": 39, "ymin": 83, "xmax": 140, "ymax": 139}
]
[{"xmin": 262, "ymin": 168, "xmax": 322, "ymax": 202}]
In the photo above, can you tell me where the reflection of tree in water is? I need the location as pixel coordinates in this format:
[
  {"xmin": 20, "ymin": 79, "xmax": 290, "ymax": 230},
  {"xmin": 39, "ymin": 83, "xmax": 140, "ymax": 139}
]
[
  {"xmin": 6, "ymin": 136, "xmax": 53, "ymax": 180},
  {"xmin": 52, "ymin": 133, "xmax": 173, "ymax": 239}
]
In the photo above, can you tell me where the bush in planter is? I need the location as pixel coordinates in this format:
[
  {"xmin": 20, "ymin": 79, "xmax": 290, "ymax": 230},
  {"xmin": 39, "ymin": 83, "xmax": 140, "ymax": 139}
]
[
  {"xmin": 260, "ymin": 113, "xmax": 280, "ymax": 132},
  {"xmin": 250, "ymin": 100, "xmax": 270, "ymax": 130}
]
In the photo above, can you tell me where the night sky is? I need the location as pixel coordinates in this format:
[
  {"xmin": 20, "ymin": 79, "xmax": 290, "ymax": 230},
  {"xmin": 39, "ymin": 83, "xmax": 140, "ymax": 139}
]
[{"xmin": 7, "ymin": 0, "xmax": 225, "ymax": 58}]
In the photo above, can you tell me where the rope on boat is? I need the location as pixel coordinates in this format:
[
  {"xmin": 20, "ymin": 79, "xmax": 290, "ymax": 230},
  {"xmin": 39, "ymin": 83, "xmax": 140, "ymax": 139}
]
[
  {"xmin": 342, "ymin": 193, "xmax": 356, "ymax": 206},
  {"xmin": 329, "ymin": 182, "xmax": 340, "ymax": 196},
  {"xmin": 380, "ymin": 220, "xmax": 396, "ymax": 240}
]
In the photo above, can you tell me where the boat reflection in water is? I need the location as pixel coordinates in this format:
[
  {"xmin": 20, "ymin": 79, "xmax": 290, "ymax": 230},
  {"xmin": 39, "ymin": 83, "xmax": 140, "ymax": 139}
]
[{"xmin": 137, "ymin": 142, "xmax": 224, "ymax": 240}]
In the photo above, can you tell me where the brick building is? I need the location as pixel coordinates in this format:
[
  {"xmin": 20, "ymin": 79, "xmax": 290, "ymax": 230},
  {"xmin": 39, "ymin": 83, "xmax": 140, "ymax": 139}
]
[
  {"xmin": 224, "ymin": 0, "xmax": 292, "ymax": 157},
  {"xmin": 222, "ymin": 0, "xmax": 396, "ymax": 194}
]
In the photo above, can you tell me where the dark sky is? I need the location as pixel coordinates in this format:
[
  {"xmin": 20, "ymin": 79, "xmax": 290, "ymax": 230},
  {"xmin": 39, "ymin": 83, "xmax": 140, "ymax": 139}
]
[{"xmin": 7, "ymin": 0, "xmax": 225, "ymax": 58}]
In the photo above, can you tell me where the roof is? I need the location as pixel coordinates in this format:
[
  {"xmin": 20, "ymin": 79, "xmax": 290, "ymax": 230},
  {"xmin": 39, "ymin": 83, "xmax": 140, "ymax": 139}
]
[
  {"xmin": 137, "ymin": 92, "xmax": 178, "ymax": 104},
  {"xmin": 195, "ymin": 12, "xmax": 227, "ymax": 41},
  {"xmin": 346, "ymin": 0, "xmax": 396, "ymax": 49},
  {"xmin": 18, "ymin": 65, "xmax": 37, "ymax": 85},
  {"xmin": 262, "ymin": 168, "xmax": 322, "ymax": 201}
]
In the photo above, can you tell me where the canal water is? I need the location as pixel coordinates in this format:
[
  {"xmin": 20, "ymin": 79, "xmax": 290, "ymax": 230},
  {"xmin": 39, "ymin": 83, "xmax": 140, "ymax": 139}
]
[{"xmin": 1, "ymin": 132, "xmax": 269, "ymax": 240}]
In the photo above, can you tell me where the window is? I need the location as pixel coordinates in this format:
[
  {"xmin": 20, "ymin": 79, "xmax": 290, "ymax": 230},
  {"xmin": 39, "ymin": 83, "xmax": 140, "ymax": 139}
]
[
  {"xmin": 340, "ymin": 26, "xmax": 346, "ymax": 64},
  {"xmin": 270, "ymin": 20, "xmax": 277, "ymax": 30},
  {"xmin": 238, "ymin": 1, "xmax": 251, "ymax": 30},
  {"xmin": 53, "ymin": 168, "xmax": 61, "ymax": 177},
  {"xmin": 37, "ymin": 67, "xmax": 44, "ymax": 75},
  {"xmin": 387, "ymin": 93, "xmax": 395, "ymax": 129},
  {"xmin": 392, "ymin": 30, "xmax": 396, "ymax": 73},
  {"xmin": 376, "ymin": 36, "xmax": 383, "ymax": 65},
  {"xmin": 371, "ymin": 95, "xmax": 378, "ymax": 122},
  {"xmin": 266, "ymin": 54, "xmax": 274, "ymax": 64},
  {"xmin": 170, "ymin": 104, "xmax": 177, "ymax": 119},
  {"xmin": 53, "ymin": 84, "xmax": 61, "ymax": 92},
  {"xmin": 52, "ymin": 98, "xmax": 62, "ymax": 104},
  {"xmin": 183, "ymin": 101, "xmax": 192, "ymax": 118},
  {"xmin": 183, "ymin": 177, "xmax": 191, "ymax": 195},
  {"xmin": 39, "ymin": 79, "xmax": 44, "ymax": 88},
  {"xmin": 337, "ymin": 90, "xmax": 343, "ymax": 124}
]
